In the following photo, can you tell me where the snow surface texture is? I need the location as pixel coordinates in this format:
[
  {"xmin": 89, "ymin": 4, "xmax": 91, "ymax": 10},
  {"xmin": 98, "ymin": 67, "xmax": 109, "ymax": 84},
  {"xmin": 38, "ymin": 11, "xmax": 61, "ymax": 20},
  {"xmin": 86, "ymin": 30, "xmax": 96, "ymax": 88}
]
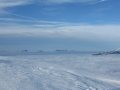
[{"xmin": 0, "ymin": 53, "xmax": 120, "ymax": 90}]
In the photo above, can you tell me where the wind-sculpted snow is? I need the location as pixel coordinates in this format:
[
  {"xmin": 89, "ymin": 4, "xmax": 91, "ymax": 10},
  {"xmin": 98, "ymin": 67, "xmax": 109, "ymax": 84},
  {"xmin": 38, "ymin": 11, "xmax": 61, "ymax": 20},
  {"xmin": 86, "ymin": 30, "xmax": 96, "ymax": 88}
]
[{"xmin": 0, "ymin": 54, "xmax": 120, "ymax": 90}]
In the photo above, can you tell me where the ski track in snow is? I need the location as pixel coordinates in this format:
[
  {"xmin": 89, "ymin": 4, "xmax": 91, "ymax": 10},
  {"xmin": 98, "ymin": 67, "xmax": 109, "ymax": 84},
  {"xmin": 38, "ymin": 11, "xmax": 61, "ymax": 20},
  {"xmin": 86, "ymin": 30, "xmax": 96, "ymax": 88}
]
[{"xmin": 0, "ymin": 54, "xmax": 120, "ymax": 90}]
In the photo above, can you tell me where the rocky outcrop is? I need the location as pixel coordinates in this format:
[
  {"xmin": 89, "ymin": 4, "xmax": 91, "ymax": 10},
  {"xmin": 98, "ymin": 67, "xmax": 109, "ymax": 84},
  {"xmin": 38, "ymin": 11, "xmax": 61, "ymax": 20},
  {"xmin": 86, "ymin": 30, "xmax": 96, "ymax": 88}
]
[{"xmin": 93, "ymin": 48, "xmax": 120, "ymax": 55}]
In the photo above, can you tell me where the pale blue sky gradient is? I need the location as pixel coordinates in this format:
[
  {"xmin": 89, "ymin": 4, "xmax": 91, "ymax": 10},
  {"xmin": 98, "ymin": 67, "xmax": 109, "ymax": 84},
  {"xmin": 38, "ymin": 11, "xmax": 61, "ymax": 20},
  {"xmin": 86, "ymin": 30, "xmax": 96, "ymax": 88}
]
[{"xmin": 0, "ymin": 0, "xmax": 120, "ymax": 51}]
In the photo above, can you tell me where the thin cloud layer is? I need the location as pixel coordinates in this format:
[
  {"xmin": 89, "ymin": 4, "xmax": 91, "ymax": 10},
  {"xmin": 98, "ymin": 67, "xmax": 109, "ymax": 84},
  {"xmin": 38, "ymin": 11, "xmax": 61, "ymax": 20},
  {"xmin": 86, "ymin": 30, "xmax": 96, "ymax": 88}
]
[
  {"xmin": 0, "ymin": 0, "xmax": 106, "ymax": 15},
  {"xmin": 41, "ymin": 0, "xmax": 105, "ymax": 4},
  {"xmin": 0, "ymin": 0, "xmax": 105, "ymax": 9},
  {"xmin": 0, "ymin": 22, "xmax": 120, "ymax": 42}
]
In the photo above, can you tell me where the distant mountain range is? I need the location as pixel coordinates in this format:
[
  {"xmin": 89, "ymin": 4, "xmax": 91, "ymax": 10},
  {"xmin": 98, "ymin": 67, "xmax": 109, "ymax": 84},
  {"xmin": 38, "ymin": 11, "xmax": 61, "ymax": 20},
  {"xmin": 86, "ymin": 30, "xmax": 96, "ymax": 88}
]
[
  {"xmin": 55, "ymin": 50, "xmax": 68, "ymax": 52},
  {"xmin": 93, "ymin": 48, "xmax": 120, "ymax": 55},
  {"xmin": 21, "ymin": 50, "xmax": 28, "ymax": 52},
  {"xmin": 37, "ymin": 50, "xmax": 44, "ymax": 52}
]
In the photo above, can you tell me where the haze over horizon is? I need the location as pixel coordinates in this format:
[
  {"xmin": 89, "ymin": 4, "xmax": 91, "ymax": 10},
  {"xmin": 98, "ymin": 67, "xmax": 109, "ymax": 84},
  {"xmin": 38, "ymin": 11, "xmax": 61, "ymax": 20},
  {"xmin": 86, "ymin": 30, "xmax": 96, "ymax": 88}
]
[{"xmin": 0, "ymin": 0, "xmax": 120, "ymax": 51}]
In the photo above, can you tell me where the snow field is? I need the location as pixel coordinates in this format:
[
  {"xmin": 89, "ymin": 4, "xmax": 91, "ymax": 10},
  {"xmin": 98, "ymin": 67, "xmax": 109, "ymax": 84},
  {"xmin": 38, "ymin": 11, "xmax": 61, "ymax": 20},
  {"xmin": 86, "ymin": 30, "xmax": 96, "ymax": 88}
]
[{"xmin": 0, "ymin": 54, "xmax": 120, "ymax": 90}]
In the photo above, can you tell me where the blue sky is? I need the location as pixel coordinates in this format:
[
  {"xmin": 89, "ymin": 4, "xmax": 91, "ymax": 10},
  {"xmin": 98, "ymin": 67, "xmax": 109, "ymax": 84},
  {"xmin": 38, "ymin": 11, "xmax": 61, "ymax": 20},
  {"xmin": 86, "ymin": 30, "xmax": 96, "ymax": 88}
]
[{"xmin": 0, "ymin": 0, "xmax": 120, "ymax": 52}]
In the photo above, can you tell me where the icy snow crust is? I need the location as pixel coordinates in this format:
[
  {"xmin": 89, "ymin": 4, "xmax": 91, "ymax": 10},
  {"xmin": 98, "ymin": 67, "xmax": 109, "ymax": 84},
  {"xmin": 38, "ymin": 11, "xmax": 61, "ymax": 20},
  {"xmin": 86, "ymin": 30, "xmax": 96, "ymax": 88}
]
[{"xmin": 0, "ymin": 53, "xmax": 120, "ymax": 90}]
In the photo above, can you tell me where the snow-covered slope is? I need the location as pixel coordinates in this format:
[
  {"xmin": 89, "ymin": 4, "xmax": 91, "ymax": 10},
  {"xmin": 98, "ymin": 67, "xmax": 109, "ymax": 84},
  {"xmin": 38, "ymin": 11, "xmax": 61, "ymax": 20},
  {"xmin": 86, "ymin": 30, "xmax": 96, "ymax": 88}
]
[{"xmin": 0, "ymin": 53, "xmax": 120, "ymax": 90}]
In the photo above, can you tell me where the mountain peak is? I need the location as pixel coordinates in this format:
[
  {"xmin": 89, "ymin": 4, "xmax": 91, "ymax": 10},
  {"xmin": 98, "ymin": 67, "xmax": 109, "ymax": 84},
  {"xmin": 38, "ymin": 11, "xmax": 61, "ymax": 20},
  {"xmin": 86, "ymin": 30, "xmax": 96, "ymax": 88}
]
[{"xmin": 115, "ymin": 48, "xmax": 120, "ymax": 51}]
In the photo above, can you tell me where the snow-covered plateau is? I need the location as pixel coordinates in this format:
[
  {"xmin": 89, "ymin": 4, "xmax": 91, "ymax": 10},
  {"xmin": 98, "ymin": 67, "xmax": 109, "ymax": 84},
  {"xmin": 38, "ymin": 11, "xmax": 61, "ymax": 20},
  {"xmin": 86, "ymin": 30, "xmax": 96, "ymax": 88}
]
[{"xmin": 0, "ymin": 52, "xmax": 120, "ymax": 90}]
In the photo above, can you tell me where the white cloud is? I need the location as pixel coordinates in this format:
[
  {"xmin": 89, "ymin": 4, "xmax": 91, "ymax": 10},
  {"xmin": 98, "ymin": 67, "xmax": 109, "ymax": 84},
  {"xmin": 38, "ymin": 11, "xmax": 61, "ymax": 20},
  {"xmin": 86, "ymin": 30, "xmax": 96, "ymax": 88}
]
[
  {"xmin": 0, "ymin": 0, "xmax": 32, "ymax": 8},
  {"xmin": 0, "ymin": 0, "xmax": 33, "ymax": 15},
  {"xmin": 0, "ymin": 18, "xmax": 66, "ymax": 27}
]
